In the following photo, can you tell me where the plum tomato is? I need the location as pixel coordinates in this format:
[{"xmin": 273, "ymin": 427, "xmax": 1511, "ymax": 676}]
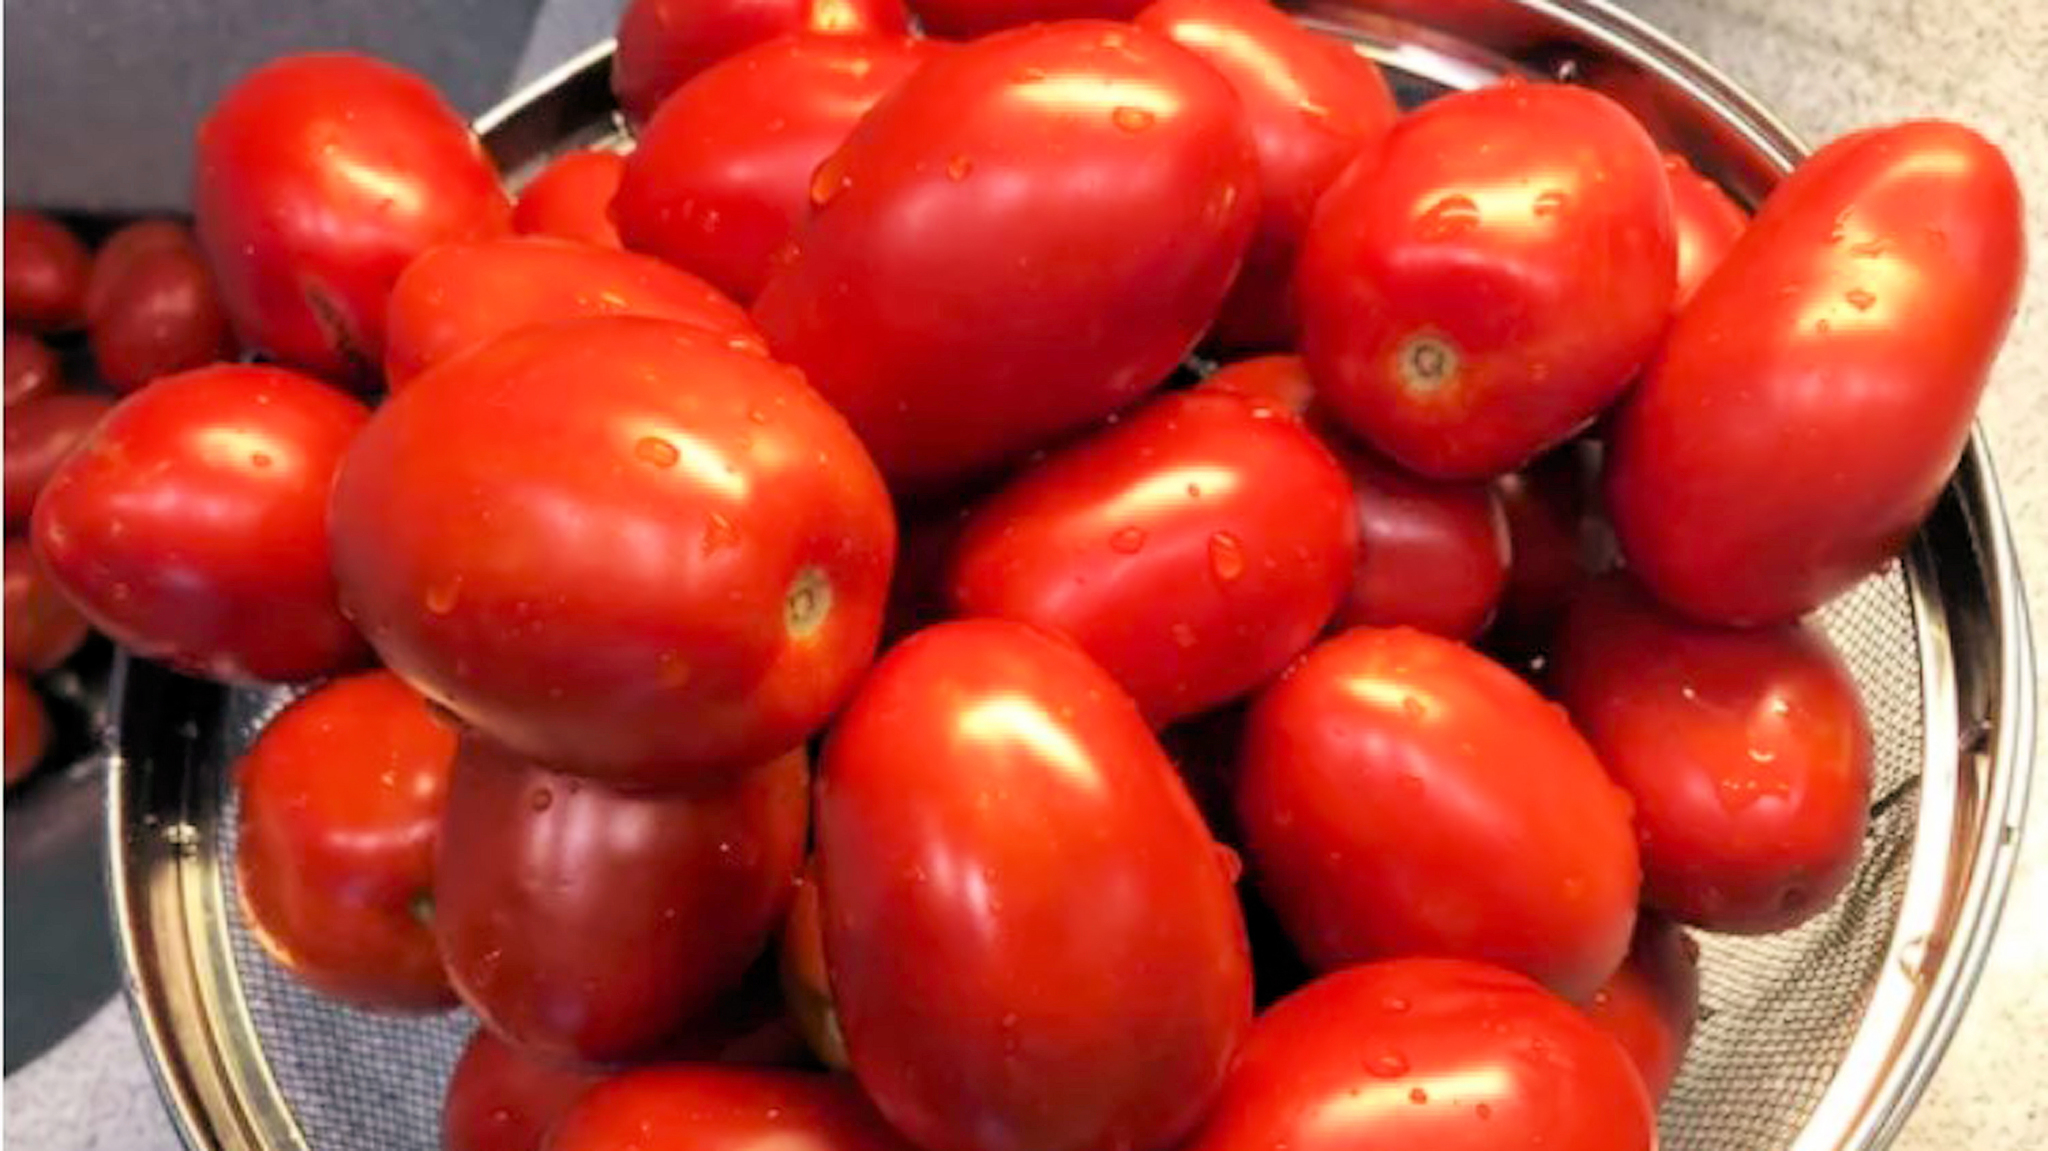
[
  {"xmin": 780, "ymin": 861, "xmax": 849, "ymax": 1069},
  {"xmin": 4, "ymin": 537, "xmax": 91, "ymax": 674},
  {"xmin": 330, "ymin": 316, "xmax": 894, "ymax": 790},
  {"xmin": 1237, "ymin": 626, "xmax": 1639, "ymax": 1001},
  {"xmin": 434, "ymin": 738, "xmax": 808, "ymax": 1065},
  {"xmin": 1665, "ymin": 152, "xmax": 1747, "ymax": 307},
  {"xmin": 511, "ymin": 150, "xmax": 628, "ymax": 249},
  {"xmin": 195, "ymin": 53, "xmax": 511, "ymax": 382},
  {"xmin": 912, "ymin": 1, "xmax": 1148, "ymax": 38},
  {"xmin": 5, "ymin": 329, "xmax": 60, "ymax": 407},
  {"xmin": 1584, "ymin": 913, "xmax": 1701, "ymax": 1102},
  {"xmin": 3, "ymin": 211, "xmax": 90, "ymax": 332},
  {"xmin": 1552, "ymin": 574, "xmax": 1874, "ymax": 932},
  {"xmin": 1487, "ymin": 440, "xmax": 1609, "ymax": 657},
  {"xmin": 612, "ymin": 0, "xmax": 912, "ymax": 125},
  {"xmin": 1182, "ymin": 959, "xmax": 1657, "ymax": 1151},
  {"xmin": 549, "ymin": 1066, "xmax": 916, "ymax": 1151},
  {"xmin": 819, "ymin": 620, "xmax": 1251, "ymax": 1151},
  {"xmin": 1296, "ymin": 81, "xmax": 1675, "ymax": 478},
  {"xmin": 31, "ymin": 365, "xmax": 367, "ymax": 682},
  {"xmin": 84, "ymin": 220, "xmax": 235, "ymax": 392},
  {"xmin": 4, "ymin": 392, "xmax": 113, "ymax": 528},
  {"xmin": 1607, "ymin": 122, "xmax": 2024, "ymax": 624},
  {"xmin": 442, "ymin": 1027, "xmax": 603, "ymax": 1151},
  {"xmin": 3, "ymin": 671, "xmax": 49, "ymax": 788},
  {"xmin": 752, "ymin": 21, "xmax": 1260, "ymax": 491},
  {"xmin": 235, "ymin": 671, "xmax": 459, "ymax": 1011}
]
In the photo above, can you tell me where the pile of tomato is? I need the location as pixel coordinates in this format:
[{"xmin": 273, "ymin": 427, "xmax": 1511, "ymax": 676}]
[{"xmin": 5, "ymin": 0, "xmax": 2027, "ymax": 1149}]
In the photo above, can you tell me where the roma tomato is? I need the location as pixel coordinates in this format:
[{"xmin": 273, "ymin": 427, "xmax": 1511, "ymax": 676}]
[
  {"xmin": 236, "ymin": 671, "xmax": 459, "ymax": 1012},
  {"xmin": 442, "ymin": 1027, "xmax": 602, "ymax": 1151},
  {"xmin": 1238, "ymin": 626, "xmax": 1639, "ymax": 1000},
  {"xmin": 612, "ymin": 0, "xmax": 912, "ymax": 125},
  {"xmin": 84, "ymin": 221, "xmax": 234, "ymax": 392},
  {"xmin": 32, "ymin": 365, "xmax": 367, "ymax": 682},
  {"xmin": 3, "ymin": 211, "xmax": 90, "ymax": 331},
  {"xmin": 818, "ymin": 620, "xmax": 1251, "ymax": 1151},
  {"xmin": 83, "ymin": 220, "xmax": 191, "ymax": 308},
  {"xmin": 780, "ymin": 862, "xmax": 849, "ymax": 1069},
  {"xmin": 433, "ymin": 738, "xmax": 807, "ymax": 1065},
  {"xmin": 4, "ymin": 537, "xmax": 91, "ymax": 674},
  {"xmin": 1297, "ymin": 82, "xmax": 1675, "ymax": 478},
  {"xmin": 1584, "ymin": 914, "xmax": 1700, "ymax": 1102},
  {"xmin": 331, "ymin": 317, "xmax": 893, "ymax": 790},
  {"xmin": 912, "ymin": 1, "xmax": 1148, "ymax": 38},
  {"xmin": 1135, "ymin": 0, "xmax": 1398, "ymax": 351},
  {"xmin": 615, "ymin": 34, "xmax": 939, "ymax": 305},
  {"xmin": 511, "ymin": 150, "xmax": 627, "ymax": 249},
  {"xmin": 4, "ymin": 392, "xmax": 112, "ymax": 528},
  {"xmin": 5, "ymin": 329, "xmax": 59, "ymax": 407},
  {"xmin": 1552, "ymin": 575, "xmax": 1873, "ymax": 932},
  {"xmin": 382, "ymin": 237, "xmax": 764, "ymax": 387},
  {"xmin": 550, "ymin": 1067, "xmax": 914, "ymax": 1151},
  {"xmin": 195, "ymin": 53, "xmax": 511, "ymax": 382},
  {"xmin": 4, "ymin": 671, "xmax": 48, "ymax": 787},
  {"xmin": 1608, "ymin": 122, "xmax": 2024, "ymax": 624},
  {"xmin": 752, "ymin": 21, "xmax": 1260, "ymax": 490},
  {"xmin": 949, "ymin": 389, "xmax": 1355, "ymax": 724},
  {"xmin": 1183, "ymin": 959, "xmax": 1656, "ymax": 1151},
  {"xmin": 1488, "ymin": 441, "xmax": 1608, "ymax": 657},
  {"xmin": 1666, "ymin": 152, "xmax": 1747, "ymax": 307}
]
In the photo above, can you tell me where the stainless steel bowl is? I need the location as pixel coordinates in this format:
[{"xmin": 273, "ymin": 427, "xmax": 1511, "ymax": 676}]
[{"xmin": 108, "ymin": 3, "xmax": 2035, "ymax": 1149}]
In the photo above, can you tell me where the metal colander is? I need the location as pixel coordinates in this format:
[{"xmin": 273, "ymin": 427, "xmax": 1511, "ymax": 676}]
[{"xmin": 107, "ymin": 3, "xmax": 2036, "ymax": 1150}]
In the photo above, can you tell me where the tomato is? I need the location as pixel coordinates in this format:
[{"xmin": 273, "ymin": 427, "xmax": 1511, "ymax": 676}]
[
  {"xmin": 614, "ymin": 34, "xmax": 939, "ymax": 305},
  {"xmin": 434, "ymin": 737, "xmax": 807, "ymax": 1065},
  {"xmin": 1487, "ymin": 441, "xmax": 1608, "ymax": 657},
  {"xmin": 4, "ymin": 537, "xmax": 91, "ymax": 674},
  {"xmin": 1553, "ymin": 575, "xmax": 1873, "ymax": 932},
  {"xmin": 882, "ymin": 500, "xmax": 975, "ymax": 647},
  {"xmin": 3, "ymin": 211, "xmax": 90, "ymax": 332},
  {"xmin": 1156, "ymin": 701, "xmax": 1249, "ymax": 843},
  {"xmin": 948, "ymin": 389, "xmax": 1354, "ymax": 724},
  {"xmin": 1665, "ymin": 152, "xmax": 1746, "ymax": 307},
  {"xmin": 752, "ymin": 21, "xmax": 1260, "ymax": 491},
  {"xmin": 330, "ymin": 316, "xmax": 893, "ymax": 790},
  {"xmin": 780, "ymin": 862, "xmax": 849, "ymax": 1069},
  {"xmin": 1237, "ymin": 626, "xmax": 1638, "ymax": 1000},
  {"xmin": 1183, "ymin": 959, "xmax": 1656, "ymax": 1151},
  {"xmin": 818, "ymin": 620, "xmax": 1251, "ymax": 1151},
  {"xmin": 1197, "ymin": 352, "xmax": 1316, "ymax": 417},
  {"xmin": 32, "ymin": 365, "xmax": 367, "ymax": 682},
  {"xmin": 5, "ymin": 392, "xmax": 114, "ymax": 528},
  {"xmin": 612, "ymin": 0, "xmax": 912, "ymax": 125},
  {"xmin": 235, "ymin": 671, "xmax": 458, "ymax": 1011},
  {"xmin": 911, "ymin": 1, "xmax": 1148, "ymax": 38},
  {"xmin": 195, "ymin": 53, "xmax": 511, "ymax": 382},
  {"xmin": 550, "ymin": 1067, "xmax": 914, "ymax": 1151},
  {"xmin": 1297, "ymin": 82, "xmax": 1675, "ymax": 479},
  {"xmin": 1584, "ymin": 913, "xmax": 1700, "ymax": 1103},
  {"xmin": 511, "ymin": 150, "xmax": 627, "ymax": 249},
  {"xmin": 442, "ymin": 1027, "xmax": 602, "ymax": 1151},
  {"xmin": 4, "ymin": 671, "xmax": 48, "ymax": 788},
  {"xmin": 84, "ymin": 221, "xmax": 234, "ymax": 392},
  {"xmin": 1607, "ymin": 123, "xmax": 2024, "ymax": 625},
  {"xmin": 1134, "ymin": 0, "xmax": 1399, "ymax": 352},
  {"xmin": 382, "ymin": 237, "xmax": 764, "ymax": 387},
  {"xmin": 5, "ymin": 329, "xmax": 60, "ymax": 407}
]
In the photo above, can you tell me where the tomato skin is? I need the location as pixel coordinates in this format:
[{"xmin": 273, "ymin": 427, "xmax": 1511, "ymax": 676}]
[
  {"xmin": 818, "ymin": 620, "xmax": 1252, "ymax": 1151},
  {"xmin": 615, "ymin": 34, "xmax": 939, "ymax": 305},
  {"xmin": 195, "ymin": 53, "xmax": 511, "ymax": 382},
  {"xmin": 4, "ymin": 671, "xmax": 48, "ymax": 787},
  {"xmin": 4, "ymin": 393, "xmax": 113, "ymax": 528},
  {"xmin": 4, "ymin": 537, "xmax": 91, "ymax": 674},
  {"xmin": 1584, "ymin": 913, "xmax": 1700, "ymax": 1103},
  {"xmin": 5, "ymin": 329, "xmax": 60, "ymax": 407},
  {"xmin": 753, "ymin": 21, "xmax": 1260, "ymax": 491},
  {"xmin": 780, "ymin": 862, "xmax": 849, "ymax": 1069},
  {"xmin": 435, "ymin": 738, "xmax": 808, "ymax": 1065},
  {"xmin": 1608, "ymin": 123, "xmax": 2023, "ymax": 625},
  {"xmin": 4, "ymin": 211, "xmax": 90, "ymax": 331},
  {"xmin": 1237, "ymin": 626, "xmax": 1638, "ymax": 1000},
  {"xmin": 912, "ymin": 1, "xmax": 1148, "ymax": 38},
  {"xmin": 1665, "ymin": 153, "xmax": 1746, "ymax": 307},
  {"xmin": 1297, "ymin": 82, "xmax": 1675, "ymax": 479},
  {"xmin": 550, "ymin": 1066, "xmax": 915, "ymax": 1151},
  {"xmin": 949, "ymin": 389, "xmax": 1356, "ymax": 724},
  {"xmin": 511, "ymin": 150, "xmax": 628, "ymax": 249},
  {"xmin": 1183, "ymin": 959, "xmax": 1657, "ymax": 1151},
  {"xmin": 1135, "ymin": 0, "xmax": 1399, "ymax": 352},
  {"xmin": 1553, "ymin": 575, "xmax": 1873, "ymax": 932},
  {"xmin": 612, "ymin": 0, "xmax": 912, "ymax": 125},
  {"xmin": 84, "ymin": 221, "xmax": 235, "ymax": 392},
  {"xmin": 1487, "ymin": 441, "xmax": 1609, "ymax": 657},
  {"xmin": 235, "ymin": 672, "xmax": 458, "ymax": 1011},
  {"xmin": 31, "ymin": 365, "xmax": 367, "ymax": 683},
  {"xmin": 382, "ymin": 237, "xmax": 764, "ymax": 387},
  {"xmin": 442, "ymin": 1027, "xmax": 602, "ymax": 1151}
]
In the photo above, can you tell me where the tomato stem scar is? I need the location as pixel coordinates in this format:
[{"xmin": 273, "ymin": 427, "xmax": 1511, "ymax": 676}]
[
  {"xmin": 1396, "ymin": 332, "xmax": 1460, "ymax": 396},
  {"xmin": 785, "ymin": 566, "xmax": 833, "ymax": 639}
]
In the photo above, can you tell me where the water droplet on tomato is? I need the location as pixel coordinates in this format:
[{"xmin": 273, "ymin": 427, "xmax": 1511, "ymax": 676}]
[
  {"xmin": 635, "ymin": 436, "xmax": 679, "ymax": 468},
  {"xmin": 1109, "ymin": 526, "xmax": 1148, "ymax": 553},
  {"xmin": 1367, "ymin": 1051, "xmax": 1409, "ymax": 1077},
  {"xmin": 946, "ymin": 154, "xmax": 974, "ymax": 181},
  {"xmin": 1171, "ymin": 622, "xmax": 1197, "ymax": 649},
  {"xmin": 529, "ymin": 788, "xmax": 553, "ymax": 812},
  {"xmin": 702, "ymin": 513, "xmax": 741, "ymax": 556},
  {"xmin": 1532, "ymin": 189, "xmax": 1569, "ymax": 217},
  {"xmin": 1845, "ymin": 288, "xmax": 1877, "ymax": 310},
  {"xmin": 1112, "ymin": 105, "xmax": 1156, "ymax": 132},
  {"xmin": 1409, "ymin": 1087, "xmax": 1429, "ymax": 1104},
  {"xmin": 1208, "ymin": 532, "xmax": 1246, "ymax": 583},
  {"xmin": 1417, "ymin": 194, "xmax": 1480, "ymax": 239},
  {"xmin": 425, "ymin": 578, "xmax": 461, "ymax": 615},
  {"xmin": 249, "ymin": 451, "xmax": 273, "ymax": 469},
  {"xmin": 1475, "ymin": 1103, "xmax": 1494, "ymax": 1120}
]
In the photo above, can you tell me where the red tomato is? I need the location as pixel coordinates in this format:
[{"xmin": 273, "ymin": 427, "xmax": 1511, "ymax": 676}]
[
  {"xmin": 1237, "ymin": 626, "xmax": 1639, "ymax": 1000},
  {"xmin": 948, "ymin": 389, "xmax": 1355, "ymax": 724},
  {"xmin": 615, "ymin": 34, "xmax": 938, "ymax": 305},
  {"xmin": 235, "ymin": 672, "xmax": 458, "ymax": 1011},
  {"xmin": 1553, "ymin": 575, "xmax": 1873, "ymax": 932},
  {"xmin": 330, "ymin": 317, "xmax": 893, "ymax": 790},
  {"xmin": 1584, "ymin": 914, "xmax": 1700, "ymax": 1103},
  {"xmin": 1665, "ymin": 152, "xmax": 1746, "ymax": 307},
  {"xmin": 780, "ymin": 862, "xmax": 848, "ymax": 1069},
  {"xmin": 4, "ymin": 537, "xmax": 91, "ymax": 674},
  {"xmin": 84, "ymin": 221, "xmax": 235, "ymax": 392},
  {"xmin": 1183, "ymin": 959, "xmax": 1656, "ymax": 1151},
  {"xmin": 4, "ymin": 671, "xmax": 48, "ymax": 788},
  {"xmin": 1297, "ymin": 82, "xmax": 1675, "ymax": 478},
  {"xmin": 434, "ymin": 738, "xmax": 807, "ymax": 1065},
  {"xmin": 818, "ymin": 620, "xmax": 1251, "ymax": 1151},
  {"xmin": 4, "ymin": 329, "xmax": 60, "ymax": 407},
  {"xmin": 912, "ymin": 1, "xmax": 1148, "ymax": 38},
  {"xmin": 550, "ymin": 1067, "xmax": 915, "ymax": 1151},
  {"xmin": 612, "ymin": 0, "xmax": 912, "ymax": 125},
  {"xmin": 1135, "ymin": 0, "xmax": 1399, "ymax": 351},
  {"xmin": 1197, "ymin": 352, "xmax": 1316, "ymax": 417},
  {"xmin": 5, "ymin": 392, "xmax": 114, "ymax": 528},
  {"xmin": 3, "ymin": 211, "xmax": 90, "ymax": 331},
  {"xmin": 1607, "ymin": 122, "xmax": 2024, "ymax": 624},
  {"xmin": 1487, "ymin": 441, "xmax": 1608, "ymax": 657},
  {"xmin": 381, "ymin": 237, "xmax": 764, "ymax": 387},
  {"xmin": 511, "ymin": 150, "xmax": 628, "ymax": 249},
  {"xmin": 442, "ymin": 1027, "xmax": 602, "ymax": 1151},
  {"xmin": 752, "ymin": 21, "xmax": 1260, "ymax": 491},
  {"xmin": 31, "ymin": 365, "xmax": 367, "ymax": 682},
  {"xmin": 195, "ymin": 53, "xmax": 511, "ymax": 382}
]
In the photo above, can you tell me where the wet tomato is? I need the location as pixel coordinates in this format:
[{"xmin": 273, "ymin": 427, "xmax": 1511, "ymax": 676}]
[
  {"xmin": 511, "ymin": 150, "xmax": 628, "ymax": 249},
  {"xmin": 3, "ymin": 211, "xmax": 90, "ymax": 332},
  {"xmin": 1488, "ymin": 441, "xmax": 1608, "ymax": 657},
  {"xmin": 84, "ymin": 220, "xmax": 234, "ymax": 392},
  {"xmin": 5, "ymin": 329, "xmax": 60, "ymax": 407},
  {"xmin": 4, "ymin": 671, "xmax": 48, "ymax": 788},
  {"xmin": 612, "ymin": 0, "xmax": 912, "ymax": 125},
  {"xmin": 4, "ymin": 392, "xmax": 113, "ymax": 528},
  {"xmin": 1584, "ymin": 913, "xmax": 1700, "ymax": 1102},
  {"xmin": 4, "ymin": 537, "xmax": 91, "ymax": 674},
  {"xmin": 911, "ymin": 1, "xmax": 1149, "ymax": 38},
  {"xmin": 780, "ymin": 862, "xmax": 848, "ymax": 1069},
  {"xmin": 1665, "ymin": 152, "xmax": 1747, "ymax": 307},
  {"xmin": 441, "ymin": 1027, "xmax": 603, "ymax": 1151},
  {"xmin": 549, "ymin": 1066, "xmax": 915, "ymax": 1151}
]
